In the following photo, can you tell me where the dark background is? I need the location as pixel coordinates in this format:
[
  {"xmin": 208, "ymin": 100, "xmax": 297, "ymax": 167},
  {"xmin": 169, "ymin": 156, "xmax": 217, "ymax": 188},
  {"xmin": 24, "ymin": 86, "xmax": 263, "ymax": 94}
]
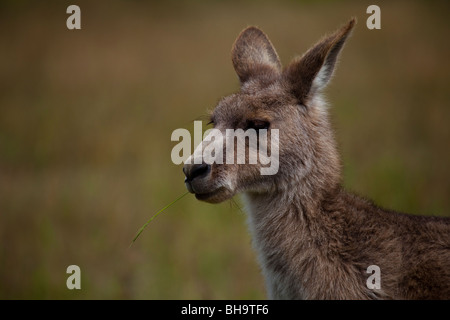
[{"xmin": 0, "ymin": 0, "xmax": 449, "ymax": 299}]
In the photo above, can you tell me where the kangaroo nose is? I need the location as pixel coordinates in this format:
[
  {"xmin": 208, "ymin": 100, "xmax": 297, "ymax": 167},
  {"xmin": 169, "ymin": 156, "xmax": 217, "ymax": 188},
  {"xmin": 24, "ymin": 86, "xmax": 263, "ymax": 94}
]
[{"xmin": 183, "ymin": 163, "xmax": 211, "ymax": 182}]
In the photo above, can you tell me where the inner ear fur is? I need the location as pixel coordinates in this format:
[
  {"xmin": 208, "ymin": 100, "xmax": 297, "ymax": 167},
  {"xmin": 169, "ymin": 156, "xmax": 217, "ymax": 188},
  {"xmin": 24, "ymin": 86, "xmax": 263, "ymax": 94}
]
[
  {"xmin": 231, "ymin": 26, "xmax": 282, "ymax": 85},
  {"xmin": 284, "ymin": 18, "xmax": 356, "ymax": 105}
]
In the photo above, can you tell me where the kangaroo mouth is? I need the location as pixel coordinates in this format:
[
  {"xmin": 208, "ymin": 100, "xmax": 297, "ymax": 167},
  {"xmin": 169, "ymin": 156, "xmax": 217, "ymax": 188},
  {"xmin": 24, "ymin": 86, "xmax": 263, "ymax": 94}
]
[
  {"xmin": 194, "ymin": 186, "xmax": 232, "ymax": 203},
  {"xmin": 185, "ymin": 177, "xmax": 233, "ymax": 203},
  {"xmin": 195, "ymin": 188, "xmax": 223, "ymax": 201}
]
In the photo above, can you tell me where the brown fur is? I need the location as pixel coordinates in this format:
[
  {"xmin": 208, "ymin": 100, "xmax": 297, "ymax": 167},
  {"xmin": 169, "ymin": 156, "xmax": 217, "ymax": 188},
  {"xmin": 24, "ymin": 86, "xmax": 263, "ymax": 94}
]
[{"xmin": 183, "ymin": 18, "xmax": 450, "ymax": 299}]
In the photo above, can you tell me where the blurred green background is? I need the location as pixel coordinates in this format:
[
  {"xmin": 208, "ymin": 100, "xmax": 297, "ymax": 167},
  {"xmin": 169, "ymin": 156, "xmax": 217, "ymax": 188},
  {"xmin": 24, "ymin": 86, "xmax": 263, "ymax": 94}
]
[{"xmin": 0, "ymin": 0, "xmax": 449, "ymax": 299}]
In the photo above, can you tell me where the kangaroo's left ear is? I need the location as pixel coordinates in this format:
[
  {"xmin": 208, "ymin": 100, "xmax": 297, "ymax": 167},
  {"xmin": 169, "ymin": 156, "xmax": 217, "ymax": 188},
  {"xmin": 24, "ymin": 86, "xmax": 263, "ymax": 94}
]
[
  {"xmin": 284, "ymin": 18, "xmax": 356, "ymax": 105},
  {"xmin": 232, "ymin": 26, "xmax": 282, "ymax": 85}
]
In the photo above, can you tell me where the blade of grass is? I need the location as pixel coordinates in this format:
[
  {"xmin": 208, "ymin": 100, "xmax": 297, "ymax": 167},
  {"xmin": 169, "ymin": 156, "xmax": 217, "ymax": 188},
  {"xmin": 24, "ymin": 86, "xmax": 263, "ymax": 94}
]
[
  {"xmin": 130, "ymin": 191, "xmax": 189, "ymax": 247},
  {"xmin": 231, "ymin": 197, "xmax": 245, "ymax": 215}
]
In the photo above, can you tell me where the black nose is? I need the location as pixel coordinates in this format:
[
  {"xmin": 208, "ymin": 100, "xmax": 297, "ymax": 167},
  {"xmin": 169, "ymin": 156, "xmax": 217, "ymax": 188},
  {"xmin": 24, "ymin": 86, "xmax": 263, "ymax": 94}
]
[{"xmin": 184, "ymin": 163, "xmax": 211, "ymax": 181}]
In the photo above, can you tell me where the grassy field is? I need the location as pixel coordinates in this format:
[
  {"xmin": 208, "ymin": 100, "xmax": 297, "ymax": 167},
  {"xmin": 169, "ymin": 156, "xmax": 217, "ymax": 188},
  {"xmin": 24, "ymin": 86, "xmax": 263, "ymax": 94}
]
[{"xmin": 0, "ymin": 0, "xmax": 449, "ymax": 299}]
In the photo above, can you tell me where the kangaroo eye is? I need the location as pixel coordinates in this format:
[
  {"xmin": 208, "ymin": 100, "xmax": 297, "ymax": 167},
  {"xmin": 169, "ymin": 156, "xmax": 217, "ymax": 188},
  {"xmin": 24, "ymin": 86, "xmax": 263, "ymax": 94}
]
[{"xmin": 246, "ymin": 120, "xmax": 270, "ymax": 131}]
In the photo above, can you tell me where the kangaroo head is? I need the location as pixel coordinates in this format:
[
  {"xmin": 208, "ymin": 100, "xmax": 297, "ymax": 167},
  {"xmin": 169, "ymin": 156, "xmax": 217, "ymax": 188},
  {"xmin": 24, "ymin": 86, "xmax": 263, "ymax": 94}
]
[{"xmin": 183, "ymin": 19, "xmax": 356, "ymax": 203}]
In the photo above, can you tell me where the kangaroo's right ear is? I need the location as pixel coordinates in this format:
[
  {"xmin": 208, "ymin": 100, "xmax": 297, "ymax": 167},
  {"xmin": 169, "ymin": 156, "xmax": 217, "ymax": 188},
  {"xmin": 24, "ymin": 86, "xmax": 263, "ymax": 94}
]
[
  {"xmin": 284, "ymin": 18, "xmax": 356, "ymax": 106},
  {"xmin": 231, "ymin": 27, "xmax": 282, "ymax": 85}
]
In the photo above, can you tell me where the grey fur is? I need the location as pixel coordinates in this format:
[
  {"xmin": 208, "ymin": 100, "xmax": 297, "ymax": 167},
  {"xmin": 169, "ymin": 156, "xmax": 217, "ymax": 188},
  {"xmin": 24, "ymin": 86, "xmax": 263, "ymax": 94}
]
[{"xmin": 183, "ymin": 19, "xmax": 450, "ymax": 299}]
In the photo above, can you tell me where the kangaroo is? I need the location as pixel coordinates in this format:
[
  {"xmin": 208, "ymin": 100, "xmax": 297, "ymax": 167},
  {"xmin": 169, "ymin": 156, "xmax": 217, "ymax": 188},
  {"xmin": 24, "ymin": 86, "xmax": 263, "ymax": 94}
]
[{"xmin": 182, "ymin": 18, "xmax": 450, "ymax": 299}]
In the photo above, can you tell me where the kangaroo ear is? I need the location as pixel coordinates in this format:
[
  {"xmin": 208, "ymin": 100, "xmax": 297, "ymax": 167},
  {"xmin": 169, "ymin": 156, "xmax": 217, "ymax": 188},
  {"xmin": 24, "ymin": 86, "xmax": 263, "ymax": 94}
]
[
  {"xmin": 232, "ymin": 26, "xmax": 282, "ymax": 85},
  {"xmin": 284, "ymin": 18, "xmax": 356, "ymax": 105}
]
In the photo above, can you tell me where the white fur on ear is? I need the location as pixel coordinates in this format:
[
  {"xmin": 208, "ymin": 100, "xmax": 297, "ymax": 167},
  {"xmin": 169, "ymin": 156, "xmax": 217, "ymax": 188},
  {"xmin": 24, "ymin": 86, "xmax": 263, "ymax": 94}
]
[
  {"xmin": 283, "ymin": 18, "xmax": 355, "ymax": 105},
  {"xmin": 312, "ymin": 64, "xmax": 330, "ymax": 92}
]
